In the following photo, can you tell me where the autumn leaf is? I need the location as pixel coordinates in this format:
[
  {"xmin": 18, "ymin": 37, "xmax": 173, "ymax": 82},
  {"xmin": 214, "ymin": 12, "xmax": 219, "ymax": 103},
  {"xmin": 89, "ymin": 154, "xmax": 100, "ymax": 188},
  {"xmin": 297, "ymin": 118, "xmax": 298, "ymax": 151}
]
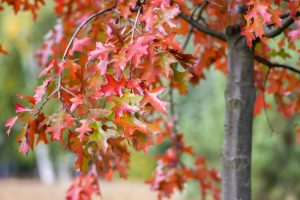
[
  {"xmin": 141, "ymin": 87, "xmax": 168, "ymax": 114},
  {"xmin": 46, "ymin": 117, "xmax": 67, "ymax": 143},
  {"xmin": 0, "ymin": 44, "xmax": 8, "ymax": 55},
  {"xmin": 89, "ymin": 122, "xmax": 115, "ymax": 153},
  {"xmin": 126, "ymin": 34, "xmax": 155, "ymax": 66},
  {"xmin": 88, "ymin": 42, "xmax": 114, "ymax": 61},
  {"xmin": 5, "ymin": 116, "xmax": 18, "ymax": 135},
  {"xmin": 15, "ymin": 103, "xmax": 32, "ymax": 113},
  {"xmin": 70, "ymin": 94, "xmax": 84, "ymax": 112},
  {"xmin": 62, "ymin": 60, "xmax": 81, "ymax": 80},
  {"xmin": 254, "ymin": 93, "xmax": 270, "ymax": 116},
  {"xmin": 100, "ymin": 74, "xmax": 127, "ymax": 97},
  {"xmin": 171, "ymin": 66, "xmax": 189, "ymax": 95},
  {"xmin": 109, "ymin": 93, "xmax": 141, "ymax": 118},
  {"xmin": 19, "ymin": 138, "xmax": 29, "ymax": 155},
  {"xmin": 114, "ymin": 113, "xmax": 148, "ymax": 137},
  {"xmin": 70, "ymin": 37, "xmax": 91, "ymax": 56},
  {"xmin": 75, "ymin": 119, "xmax": 92, "ymax": 141},
  {"xmin": 34, "ymin": 77, "xmax": 53, "ymax": 104}
]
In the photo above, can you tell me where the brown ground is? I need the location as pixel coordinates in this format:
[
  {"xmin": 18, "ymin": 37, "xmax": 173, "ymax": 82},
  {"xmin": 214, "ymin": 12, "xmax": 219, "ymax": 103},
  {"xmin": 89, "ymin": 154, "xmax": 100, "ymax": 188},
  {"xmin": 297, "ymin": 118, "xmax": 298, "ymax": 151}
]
[{"xmin": 0, "ymin": 179, "xmax": 184, "ymax": 200}]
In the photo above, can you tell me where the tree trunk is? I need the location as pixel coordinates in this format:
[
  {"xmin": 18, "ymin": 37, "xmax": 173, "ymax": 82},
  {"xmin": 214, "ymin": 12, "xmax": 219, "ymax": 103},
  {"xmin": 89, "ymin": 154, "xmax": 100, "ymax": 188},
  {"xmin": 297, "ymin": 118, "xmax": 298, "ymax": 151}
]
[{"xmin": 222, "ymin": 25, "xmax": 256, "ymax": 200}]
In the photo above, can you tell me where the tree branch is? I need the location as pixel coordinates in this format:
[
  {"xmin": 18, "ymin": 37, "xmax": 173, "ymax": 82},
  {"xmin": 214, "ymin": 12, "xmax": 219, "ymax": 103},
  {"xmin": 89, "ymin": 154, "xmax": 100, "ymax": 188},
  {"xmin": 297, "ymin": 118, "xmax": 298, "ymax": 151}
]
[
  {"xmin": 179, "ymin": 13, "xmax": 227, "ymax": 41},
  {"xmin": 182, "ymin": 2, "xmax": 209, "ymax": 49},
  {"xmin": 264, "ymin": 12, "xmax": 300, "ymax": 38},
  {"xmin": 254, "ymin": 54, "xmax": 300, "ymax": 74},
  {"xmin": 180, "ymin": 8, "xmax": 300, "ymax": 76}
]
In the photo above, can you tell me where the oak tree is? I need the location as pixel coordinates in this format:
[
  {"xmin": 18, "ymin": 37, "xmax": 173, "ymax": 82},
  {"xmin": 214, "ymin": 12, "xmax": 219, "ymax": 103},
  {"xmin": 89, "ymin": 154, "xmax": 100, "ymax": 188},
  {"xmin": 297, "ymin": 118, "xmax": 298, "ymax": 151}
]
[{"xmin": 2, "ymin": 0, "xmax": 300, "ymax": 200}]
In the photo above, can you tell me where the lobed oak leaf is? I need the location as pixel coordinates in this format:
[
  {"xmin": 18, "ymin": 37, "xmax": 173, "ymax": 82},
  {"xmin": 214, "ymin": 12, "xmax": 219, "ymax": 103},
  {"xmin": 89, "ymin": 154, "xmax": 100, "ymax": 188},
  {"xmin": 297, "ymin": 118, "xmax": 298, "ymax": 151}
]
[
  {"xmin": 287, "ymin": 1, "xmax": 300, "ymax": 17},
  {"xmin": 75, "ymin": 119, "xmax": 92, "ymax": 141},
  {"xmin": 160, "ymin": 4, "xmax": 181, "ymax": 28},
  {"xmin": 114, "ymin": 113, "xmax": 148, "ymax": 137},
  {"xmin": 131, "ymin": 131, "xmax": 152, "ymax": 152},
  {"xmin": 127, "ymin": 79, "xmax": 143, "ymax": 95},
  {"xmin": 66, "ymin": 170, "xmax": 100, "ymax": 200},
  {"xmin": 46, "ymin": 118, "xmax": 67, "ymax": 143},
  {"xmin": 100, "ymin": 74, "xmax": 127, "ymax": 97},
  {"xmin": 89, "ymin": 122, "xmax": 114, "ymax": 153},
  {"xmin": 96, "ymin": 59, "xmax": 114, "ymax": 76},
  {"xmin": 140, "ymin": 5, "xmax": 155, "ymax": 31},
  {"xmin": 105, "ymin": 22, "xmax": 126, "ymax": 44},
  {"xmin": 269, "ymin": 8, "xmax": 283, "ymax": 27},
  {"xmin": 158, "ymin": 53, "xmax": 177, "ymax": 77},
  {"xmin": 113, "ymin": 50, "xmax": 127, "ymax": 73},
  {"xmin": 35, "ymin": 114, "xmax": 49, "ymax": 145},
  {"xmin": 248, "ymin": 1, "xmax": 272, "ymax": 24},
  {"xmin": 15, "ymin": 103, "xmax": 32, "ymax": 113},
  {"xmin": 109, "ymin": 93, "xmax": 142, "ymax": 118},
  {"xmin": 141, "ymin": 87, "xmax": 168, "ymax": 114},
  {"xmin": 113, "ymin": 103, "xmax": 138, "ymax": 118},
  {"xmin": 62, "ymin": 60, "xmax": 81, "ymax": 80},
  {"xmin": 171, "ymin": 66, "xmax": 189, "ymax": 94},
  {"xmin": 70, "ymin": 37, "xmax": 90, "ymax": 56},
  {"xmin": 126, "ymin": 35, "xmax": 155, "ymax": 66},
  {"xmin": 5, "ymin": 116, "xmax": 18, "ymax": 135},
  {"xmin": 19, "ymin": 138, "xmax": 29, "ymax": 155},
  {"xmin": 88, "ymin": 42, "xmax": 114, "ymax": 61},
  {"xmin": 38, "ymin": 60, "xmax": 54, "ymax": 78},
  {"xmin": 34, "ymin": 77, "xmax": 53, "ymax": 104},
  {"xmin": 70, "ymin": 94, "xmax": 84, "ymax": 112}
]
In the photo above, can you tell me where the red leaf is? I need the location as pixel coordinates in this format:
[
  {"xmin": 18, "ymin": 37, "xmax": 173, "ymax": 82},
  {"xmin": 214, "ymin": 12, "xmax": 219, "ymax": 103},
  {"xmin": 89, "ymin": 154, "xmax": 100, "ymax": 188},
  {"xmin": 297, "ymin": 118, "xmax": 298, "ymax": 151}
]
[
  {"xmin": 19, "ymin": 138, "xmax": 29, "ymax": 155},
  {"xmin": 66, "ymin": 170, "xmax": 100, "ymax": 200},
  {"xmin": 15, "ymin": 103, "xmax": 32, "ymax": 113},
  {"xmin": 38, "ymin": 61, "xmax": 54, "ymax": 78},
  {"xmin": 88, "ymin": 42, "xmax": 114, "ymax": 61},
  {"xmin": 5, "ymin": 116, "xmax": 18, "ymax": 135},
  {"xmin": 114, "ymin": 113, "xmax": 148, "ymax": 137},
  {"xmin": 62, "ymin": 60, "xmax": 81, "ymax": 80},
  {"xmin": 46, "ymin": 117, "xmax": 67, "ymax": 143},
  {"xmin": 34, "ymin": 77, "xmax": 53, "ymax": 104},
  {"xmin": 126, "ymin": 35, "xmax": 155, "ymax": 66},
  {"xmin": 141, "ymin": 87, "xmax": 168, "ymax": 114},
  {"xmin": 75, "ymin": 119, "xmax": 92, "ymax": 141},
  {"xmin": 0, "ymin": 44, "xmax": 8, "ymax": 55},
  {"xmin": 70, "ymin": 37, "xmax": 90, "ymax": 56},
  {"xmin": 100, "ymin": 74, "xmax": 127, "ymax": 97},
  {"xmin": 70, "ymin": 94, "xmax": 84, "ymax": 112},
  {"xmin": 254, "ymin": 93, "xmax": 270, "ymax": 116}
]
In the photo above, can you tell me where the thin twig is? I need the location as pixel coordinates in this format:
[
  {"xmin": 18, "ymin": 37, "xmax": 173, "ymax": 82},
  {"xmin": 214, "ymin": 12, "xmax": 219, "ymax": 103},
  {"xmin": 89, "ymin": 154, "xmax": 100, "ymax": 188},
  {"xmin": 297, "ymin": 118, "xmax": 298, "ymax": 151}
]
[
  {"xmin": 61, "ymin": 86, "xmax": 77, "ymax": 97},
  {"xmin": 130, "ymin": 6, "xmax": 142, "ymax": 44},
  {"xmin": 179, "ymin": 13, "xmax": 227, "ymax": 41},
  {"xmin": 129, "ymin": 6, "xmax": 142, "ymax": 79},
  {"xmin": 183, "ymin": 2, "xmax": 209, "ymax": 49},
  {"xmin": 262, "ymin": 68, "xmax": 276, "ymax": 135},
  {"xmin": 264, "ymin": 12, "xmax": 300, "ymax": 38},
  {"xmin": 254, "ymin": 54, "xmax": 300, "ymax": 75},
  {"xmin": 34, "ymin": 87, "xmax": 59, "ymax": 115}
]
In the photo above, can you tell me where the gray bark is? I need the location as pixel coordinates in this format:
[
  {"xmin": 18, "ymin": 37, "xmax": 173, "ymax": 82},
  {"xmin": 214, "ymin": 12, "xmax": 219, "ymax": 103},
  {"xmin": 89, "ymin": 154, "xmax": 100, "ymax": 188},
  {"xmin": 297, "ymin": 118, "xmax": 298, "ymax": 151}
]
[{"xmin": 222, "ymin": 25, "xmax": 255, "ymax": 200}]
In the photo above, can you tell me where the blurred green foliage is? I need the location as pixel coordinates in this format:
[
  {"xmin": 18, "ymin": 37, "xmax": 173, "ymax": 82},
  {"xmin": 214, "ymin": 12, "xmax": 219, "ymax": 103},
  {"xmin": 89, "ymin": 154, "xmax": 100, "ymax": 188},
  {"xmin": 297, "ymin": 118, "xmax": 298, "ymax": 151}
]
[{"xmin": 1, "ymin": 3, "xmax": 300, "ymax": 200}]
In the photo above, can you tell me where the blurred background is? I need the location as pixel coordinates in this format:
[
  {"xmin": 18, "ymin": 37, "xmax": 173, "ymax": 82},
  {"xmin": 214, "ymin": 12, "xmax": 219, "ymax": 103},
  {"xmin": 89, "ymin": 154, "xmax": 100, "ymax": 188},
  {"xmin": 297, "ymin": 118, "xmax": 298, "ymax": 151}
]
[{"xmin": 1, "ymin": 3, "xmax": 300, "ymax": 200}]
